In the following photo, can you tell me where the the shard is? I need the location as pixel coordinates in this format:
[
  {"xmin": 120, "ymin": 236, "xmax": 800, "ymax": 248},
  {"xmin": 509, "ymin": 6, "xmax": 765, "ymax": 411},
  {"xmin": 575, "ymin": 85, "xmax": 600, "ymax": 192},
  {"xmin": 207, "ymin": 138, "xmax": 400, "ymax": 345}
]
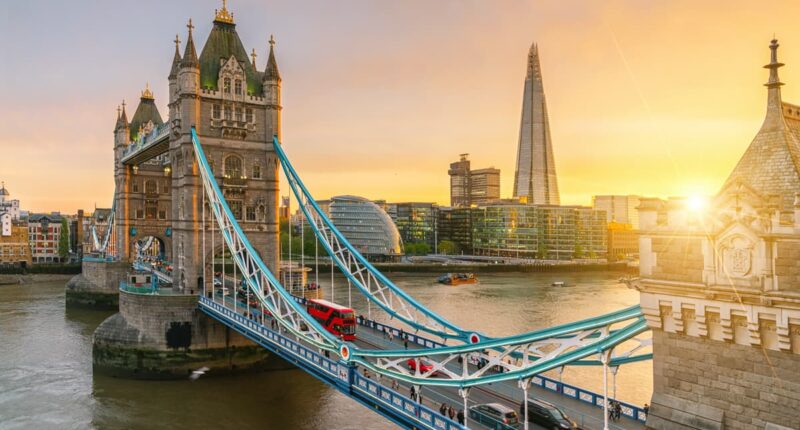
[{"xmin": 513, "ymin": 43, "xmax": 560, "ymax": 205}]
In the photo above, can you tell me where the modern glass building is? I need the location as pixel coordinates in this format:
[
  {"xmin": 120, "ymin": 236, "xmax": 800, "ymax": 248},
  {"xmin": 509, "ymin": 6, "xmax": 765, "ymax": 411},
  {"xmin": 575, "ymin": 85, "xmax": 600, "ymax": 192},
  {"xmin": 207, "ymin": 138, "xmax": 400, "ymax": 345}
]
[
  {"xmin": 438, "ymin": 207, "xmax": 475, "ymax": 254},
  {"xmin": 390, "ymin": 202, "xmax": 439, "ymax": 251},
  {"xmin": 329, "ymin": 196, "xmax": 403, "ymax": 261},
  {"xmin": 472, "ymin": 204, "xmax": 606, "ymax": 260}
]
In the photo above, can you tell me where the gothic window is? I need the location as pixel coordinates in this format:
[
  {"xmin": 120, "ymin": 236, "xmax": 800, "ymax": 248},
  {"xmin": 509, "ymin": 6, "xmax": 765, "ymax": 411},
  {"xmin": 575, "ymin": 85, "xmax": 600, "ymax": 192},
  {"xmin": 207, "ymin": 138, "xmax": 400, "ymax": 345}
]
[
  {"xmin": 136, "ymin": 209, "xmax": 144, "ymax": 219},
  {"xmin": 252, "ymin": 163, "xmax": 261, "ymax": 179},
  {"xmin": 132, "ymin": 181, "xmax": 139, "ymax": 193},
  {"xmin": 234, "ymin": 79, "xmax": 242, "ymax": 95},
  {"xmin": 213, "ymin": 104, "xmax": 221, "ymax": 119},
  {"xmin": 146, "ymin": 204, "xmax": 157, "ymax": 220},
  {"xmin": 161, "ymin": 182, "xmax": 169, "ymax": 194},
  {"xmin": 235, "ymin": 108, "xmax": 242, "ymax": 122},
  {"xmin": 224, "ymin": 106, "xmax": 232, "ymax": 121},
  {"xmin": 246, "ymin": 206, "xmax": 256, "ymax": 221},
  {"xmin": 230, "ymin": 200, "xmax": 243, "ymax": 220},
  {"xmin": 223, "ymin": 78, "xmax": 231, "ymax": 94},
  {"xmin": 145, "ymin": 180, "xmax": 157, "ymax": 195},
  {"xmin": 246, "ymin": 108, "xmax": 253, "ymax": 123},
  {"xmin": 224, "ymin": 155, "xmax": 243, "ymax": 179},
  {"xmin": 158, "ymin": 210, "xmax": 166, "ymax": 220}
]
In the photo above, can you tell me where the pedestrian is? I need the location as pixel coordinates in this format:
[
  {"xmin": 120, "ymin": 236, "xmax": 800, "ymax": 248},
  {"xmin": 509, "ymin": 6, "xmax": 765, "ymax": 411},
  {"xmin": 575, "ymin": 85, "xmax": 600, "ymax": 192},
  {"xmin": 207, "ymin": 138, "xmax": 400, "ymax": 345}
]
[
  {"xmin": 404, "ymin": 339, "xmax": 409, "ymax": 350},
  {"xmin": 418, "ymin": 391, "xmax": 423, "ymax": 405},
  {"xmin": 643, "ymin": 403, "xmax": 650, "ymax": 417},
  {"xmin": 392, "ymin": 379, "xmax": 400, "ymax": 391},
  {"xmin": 388, "ymin": 330, "xmax": 393, "ymax": 342},
  {"xmin": 363, "ymin": 368, "xmax": 370, "ymax": 379},
  {"xmin": 457, "ymin": 409, "xmax": 464, "ymax": 425},
  {"xmin": 439, "ymin": 403, "xmax": 447, "ymax": 416},
  {"xmin": 409, "ymin": 385, "xmax": 416, "ymax": 401},
  {"xmin": 615, "ymin": 401, "xmax": 622, "ymax": 421},
  {"xmin": 448, "ymin": 405, "xmax": 455, "ymax": 420}
]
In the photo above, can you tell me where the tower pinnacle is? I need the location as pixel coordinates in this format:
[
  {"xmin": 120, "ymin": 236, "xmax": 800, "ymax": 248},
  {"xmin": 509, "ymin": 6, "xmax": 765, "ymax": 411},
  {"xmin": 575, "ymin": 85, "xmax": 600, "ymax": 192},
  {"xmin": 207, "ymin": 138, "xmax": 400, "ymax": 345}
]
[
  {"xmin": 141, "ymin": 82, "xmax": 154, "ymax": 100},
  {"xmin": 214, "ymin": 0, "xmax": 234, "ymax": 24},
  {"xmin": 264, "ymin": 35, "xmax": 281, "ymax": 82},
  {"xmin": 251, "ymin": 48, "xmax": 257, "ymax": 68},
  {"xmin": 763, "ymin": 38, "xmax": 785, "ymax": 126},
  {"xmin": 765, "ymin": 38, "xmax": 784, "ymax": 89},
  {"xmin": 181, "ymin": 18, "xmax": 199, "ymax": 68},
  {"xmin": 169, "ymin": 34, "xmax": 182, "ymax": 79}
]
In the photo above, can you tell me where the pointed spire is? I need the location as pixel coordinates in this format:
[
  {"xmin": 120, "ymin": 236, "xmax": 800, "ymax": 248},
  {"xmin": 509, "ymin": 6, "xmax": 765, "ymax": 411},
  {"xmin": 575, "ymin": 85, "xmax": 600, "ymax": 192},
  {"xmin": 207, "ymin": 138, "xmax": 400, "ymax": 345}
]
[
  {"xmin": 527, "ymin": 42, "xmax": 542, "ymax": 80},
  {"xmin": 169, "ymin": 34, "xmax": 182, "ymax": 79},
  {"xmin": 251, "ymin": 48, "xmax": 258, "ymax": 68},
  {"xmin": 117, "ymin": 100, "xmax": 129, "ymax": 131},
  {"xmin": 264, "ymin": 35, "xmax": 281, "ymax": 81},
  {"xmin": 762, "ymin": 38, "xmax": 786, "ymax": 129},
  {"xmin": 181, "ymin": 18, "xmax": 199, "ymax": 68}
]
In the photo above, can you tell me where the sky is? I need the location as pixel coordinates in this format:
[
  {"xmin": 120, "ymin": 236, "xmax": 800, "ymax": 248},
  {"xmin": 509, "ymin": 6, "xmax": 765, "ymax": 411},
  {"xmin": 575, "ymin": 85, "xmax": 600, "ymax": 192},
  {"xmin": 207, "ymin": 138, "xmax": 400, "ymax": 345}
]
[{"xmin": 2, "ymin": 0, "xmax": 800, "ymax": 213}]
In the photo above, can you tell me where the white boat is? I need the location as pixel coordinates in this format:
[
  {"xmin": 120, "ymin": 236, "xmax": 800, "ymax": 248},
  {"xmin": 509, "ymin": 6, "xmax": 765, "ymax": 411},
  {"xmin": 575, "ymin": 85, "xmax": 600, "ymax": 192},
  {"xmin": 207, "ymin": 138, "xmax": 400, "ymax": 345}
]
[{"xmin": 551, "ymin": 281, "xmax": 567, "ymax": 287}]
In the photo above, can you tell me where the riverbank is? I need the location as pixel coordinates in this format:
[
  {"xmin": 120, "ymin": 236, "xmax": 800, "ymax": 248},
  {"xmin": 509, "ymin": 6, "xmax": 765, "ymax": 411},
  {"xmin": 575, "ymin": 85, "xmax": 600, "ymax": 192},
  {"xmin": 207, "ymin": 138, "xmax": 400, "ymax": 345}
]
[
  {"xmin": 0, "ymin": 273, "xmax": 73, "ymax": 285},
  {"xmin": 312, "ymin": 261, "xmax": 637, "ymax": 274}
]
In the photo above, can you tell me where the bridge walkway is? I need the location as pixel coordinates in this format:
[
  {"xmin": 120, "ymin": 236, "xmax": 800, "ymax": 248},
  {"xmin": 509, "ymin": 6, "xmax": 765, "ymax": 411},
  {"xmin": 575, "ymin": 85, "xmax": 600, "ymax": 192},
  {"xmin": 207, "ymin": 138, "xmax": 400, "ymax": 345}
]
[{"xmin": 218, "ymin": 293, "xmax": 644, "ymax": 430}]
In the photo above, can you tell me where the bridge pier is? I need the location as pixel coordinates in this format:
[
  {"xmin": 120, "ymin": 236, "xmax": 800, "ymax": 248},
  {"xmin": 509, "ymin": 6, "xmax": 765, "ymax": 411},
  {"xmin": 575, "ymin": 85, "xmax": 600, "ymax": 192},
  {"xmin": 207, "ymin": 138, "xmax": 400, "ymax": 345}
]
[
  {"xmin": 92, "ymin": 288, "xmax": 286, "ymax": 379},
  {"xmin": 65, "ymin": 259, "xmax": 128, "ymax": 309}
]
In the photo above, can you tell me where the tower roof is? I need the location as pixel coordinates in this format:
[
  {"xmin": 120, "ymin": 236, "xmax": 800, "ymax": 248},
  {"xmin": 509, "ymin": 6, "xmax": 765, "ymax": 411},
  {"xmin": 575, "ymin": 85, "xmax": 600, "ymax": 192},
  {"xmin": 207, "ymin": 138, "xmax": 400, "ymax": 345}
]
[
  {"xmin": 181, "ymin": 19, "xmax": 199, "ymax": 69},
  {"xmin": 722, "ymin": 39, "xmax": 800, "ymax": 209},
  {"xmin": 128, "ymin": 88, "xmax": 163, "ymax": 140},
  {"xmin": 264, "ymin": 35, "xmax": 281, "ymax": 82},
  {"xmin": 0, "ymin": 182, "xmax": 8, "ymax": 197},
  {"xmin": 115, "ymin": 100, "xmax": 129, "ymax": 131},
  {"xmin": 169, "ymin": 34, "xmax": 182, "ymax": 79},
  {"xmin": 198, "ymin": 3, "xmax": 263, "ymax": 93}
]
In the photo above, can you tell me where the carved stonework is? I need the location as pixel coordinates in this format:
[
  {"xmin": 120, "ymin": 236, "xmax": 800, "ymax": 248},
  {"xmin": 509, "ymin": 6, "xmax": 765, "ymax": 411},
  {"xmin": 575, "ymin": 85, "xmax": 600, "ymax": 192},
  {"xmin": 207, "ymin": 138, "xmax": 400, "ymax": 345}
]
[{"xmin": 719, "ymin": 235, "xmax": 753, "ymax": 278}]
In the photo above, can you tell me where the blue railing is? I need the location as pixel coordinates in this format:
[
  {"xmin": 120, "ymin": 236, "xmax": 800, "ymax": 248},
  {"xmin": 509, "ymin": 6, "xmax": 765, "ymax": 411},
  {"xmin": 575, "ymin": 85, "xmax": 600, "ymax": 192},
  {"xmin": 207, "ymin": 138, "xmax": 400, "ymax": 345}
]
[
  {"xmin": 82, "ymin": 255, "xmax": 118, "ymax": 263},
  {"xmin": 354, "ymin": 314, "xmax": 648, "ymax": 423},
  {"xmin": 199, "ymin": 297, "xmax": 464, "ymax": 430}
]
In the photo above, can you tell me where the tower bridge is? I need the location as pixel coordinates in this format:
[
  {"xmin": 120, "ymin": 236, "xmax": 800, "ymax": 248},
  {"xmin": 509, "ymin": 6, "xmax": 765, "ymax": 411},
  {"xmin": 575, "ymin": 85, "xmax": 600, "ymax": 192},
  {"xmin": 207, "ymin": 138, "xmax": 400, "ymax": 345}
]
[{"xmin": 68, "ymin": 3, "xmax": 800, "ymax": 430}]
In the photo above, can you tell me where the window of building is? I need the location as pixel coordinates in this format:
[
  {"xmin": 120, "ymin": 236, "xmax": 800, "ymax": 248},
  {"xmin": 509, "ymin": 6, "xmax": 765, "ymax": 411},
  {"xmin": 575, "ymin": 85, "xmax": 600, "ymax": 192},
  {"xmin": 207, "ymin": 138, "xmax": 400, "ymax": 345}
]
[
  {"xmin": 234, "ymin": 79, "xmax": 242, "ymax": 95},
  {"xmin": 246, "ymin": 206, "xmax": 256, "ymax": 221},
  {"xmin": 223, "ymin": 78, "xmax": 231, "ymax": 94},
  {"xmin": 161, "ymin": 182, "xmax": 169, "ymax": 194},
  {"xmin": 230, "ymin": 200, "xmax": 243, "ymax": 220},
  {"xmin": 158, "ymin": 210, "xmax": 166, "ymax": 220},
  {"xmin": 136, "ymin": 209, "xmax": 144, "ymax": 219},
  {"xmin": 224, "ymin": 106, "xmax": 232, "ymax": 121},
  {"xmin": 145, "ymin": 180, "xmax": 157, "ymax": 194},
  {"xmin": 252, "ymin": 163, "xmax": 261, "ymax": 179},
  {"xmin": 224, "ymin": 155, "xmax": 243, "ymax": 178},
  {"xmin": 246, "ymin": 108, "xmax": 253, "ymax": 123},
  {"xmin": 146, "ymin": 205, "xmax": 157, "ymax": 220},
  {"xmin": 235, "ymin": 108, "xmax": 242, "ymax": 122},
  {"xmin": 132, "ymin": 181, "xmax": 139, "ymax": 193},
  {"xmin": 213, "ymin": 104, "xmax": 221, "ymax": 119}
]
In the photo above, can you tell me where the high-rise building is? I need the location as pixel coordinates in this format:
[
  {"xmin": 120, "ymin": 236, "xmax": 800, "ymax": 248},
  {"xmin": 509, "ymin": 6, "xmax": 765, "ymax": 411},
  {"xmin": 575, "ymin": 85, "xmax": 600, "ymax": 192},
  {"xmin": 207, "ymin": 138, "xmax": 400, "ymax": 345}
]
[
  {"xmin": 438, "ymin": 207, "xmax": 475, "ymax": 254},
  {"xmin": 592, "ymin": 195, "xmax": 642, "ymax": 229},
  {"xmin": 513, "ymin": 43, "xmax": 560, "ymax": 205},
  {"xmin": 447, "ymin": 154, "xmax": 501, "ymax": 207},
  {"xmin": 448, "ymin": 154, "xmax": 471, "ymax": 207}
]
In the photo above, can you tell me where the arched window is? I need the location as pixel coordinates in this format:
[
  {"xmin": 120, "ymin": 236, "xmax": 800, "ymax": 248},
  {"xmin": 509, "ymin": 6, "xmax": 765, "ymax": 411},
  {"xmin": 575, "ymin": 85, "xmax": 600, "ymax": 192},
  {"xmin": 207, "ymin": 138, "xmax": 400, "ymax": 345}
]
[
  {"xmin": 234, "ymin": 79, "xmax": 242, "ymax": 95},
  {"xmin": 224, "ymin": 155, "xmax": 243, "ymax": 178},
  {"xmin": 223, "ymin": 78, "xmax": 231, "ymax": 94}
]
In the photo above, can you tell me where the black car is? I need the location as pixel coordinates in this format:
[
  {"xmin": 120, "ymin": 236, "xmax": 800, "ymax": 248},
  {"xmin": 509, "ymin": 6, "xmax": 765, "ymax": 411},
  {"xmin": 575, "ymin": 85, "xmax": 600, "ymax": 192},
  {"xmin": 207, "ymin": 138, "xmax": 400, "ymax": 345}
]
[{"xmin": 519, "ymin": 398, "xmax": 581, "ymax": 430}]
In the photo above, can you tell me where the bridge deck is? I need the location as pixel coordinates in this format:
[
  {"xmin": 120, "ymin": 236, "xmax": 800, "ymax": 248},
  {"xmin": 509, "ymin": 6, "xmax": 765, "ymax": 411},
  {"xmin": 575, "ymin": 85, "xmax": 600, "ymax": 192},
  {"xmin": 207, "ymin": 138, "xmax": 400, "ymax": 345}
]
[{"xmin": 211, "ymin": 292, "xmax": 645, "ymax": 430}]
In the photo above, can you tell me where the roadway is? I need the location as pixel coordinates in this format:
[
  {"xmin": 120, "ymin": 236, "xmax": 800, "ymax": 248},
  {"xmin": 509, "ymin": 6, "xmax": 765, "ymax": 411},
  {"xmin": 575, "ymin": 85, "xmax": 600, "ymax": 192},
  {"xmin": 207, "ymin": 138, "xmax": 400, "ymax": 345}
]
[{"xmin": 212, "ymin": 288, "xmax": 645, "ymax": 430}]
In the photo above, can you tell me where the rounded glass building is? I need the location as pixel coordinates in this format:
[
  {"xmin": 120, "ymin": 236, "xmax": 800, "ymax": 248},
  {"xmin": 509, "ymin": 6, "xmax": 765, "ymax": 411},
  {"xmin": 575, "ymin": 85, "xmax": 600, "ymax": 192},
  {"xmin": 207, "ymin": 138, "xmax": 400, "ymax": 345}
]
[{"xmin": 329, "ymin": 196, "xmax": 403, "ymax": 261}]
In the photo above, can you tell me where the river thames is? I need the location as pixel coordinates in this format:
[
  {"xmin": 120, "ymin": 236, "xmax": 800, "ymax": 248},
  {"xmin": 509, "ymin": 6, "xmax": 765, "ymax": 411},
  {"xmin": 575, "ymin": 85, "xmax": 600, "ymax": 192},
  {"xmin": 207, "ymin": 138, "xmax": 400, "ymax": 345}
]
[{"xmin": 0, "ymin": 271, "xmax": 650, "ymax": 429}]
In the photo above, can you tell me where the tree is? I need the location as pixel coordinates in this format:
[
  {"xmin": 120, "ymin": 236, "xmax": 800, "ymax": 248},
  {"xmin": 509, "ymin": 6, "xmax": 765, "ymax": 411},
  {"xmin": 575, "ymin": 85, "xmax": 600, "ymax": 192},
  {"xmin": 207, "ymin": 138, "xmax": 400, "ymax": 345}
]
[
  {"xmin": 58, "ymin": 218, "xmax": 70, "ymax": 261},
  {"xmin": 437, "ymin": 240, "xmax": 456, "ymax": 255},
  {"xmin": 574, "ymin": 244, "xmax": 585, "ymax": 259}
]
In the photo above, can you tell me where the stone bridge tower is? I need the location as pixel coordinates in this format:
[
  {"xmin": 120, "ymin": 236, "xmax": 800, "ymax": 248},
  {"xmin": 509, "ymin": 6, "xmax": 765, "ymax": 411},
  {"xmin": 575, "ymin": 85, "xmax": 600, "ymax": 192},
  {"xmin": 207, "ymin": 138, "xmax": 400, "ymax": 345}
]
[
  {"xmin": 169, "ymin": 3, "xmax": 281, "ymax": 292},
  {"xmin": 637, "ymin": 40, "xmax": 800, "ymax": 430}
]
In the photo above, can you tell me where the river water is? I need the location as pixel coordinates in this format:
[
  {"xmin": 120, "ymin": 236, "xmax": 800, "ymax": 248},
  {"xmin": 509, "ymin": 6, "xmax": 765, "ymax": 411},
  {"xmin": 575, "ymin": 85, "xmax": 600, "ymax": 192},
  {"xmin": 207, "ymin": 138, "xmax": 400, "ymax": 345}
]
[{"xmin": 0, "ymin": 272, "xmax": 651, "ymax": 429}]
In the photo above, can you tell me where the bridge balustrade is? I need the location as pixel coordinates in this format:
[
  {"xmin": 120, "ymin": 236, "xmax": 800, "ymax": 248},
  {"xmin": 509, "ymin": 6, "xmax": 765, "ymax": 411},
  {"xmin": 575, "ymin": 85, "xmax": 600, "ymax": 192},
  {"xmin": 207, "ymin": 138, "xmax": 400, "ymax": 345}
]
[{"xmin": 199, "ymin": 297, "xmax": 465, "ymax": 430}]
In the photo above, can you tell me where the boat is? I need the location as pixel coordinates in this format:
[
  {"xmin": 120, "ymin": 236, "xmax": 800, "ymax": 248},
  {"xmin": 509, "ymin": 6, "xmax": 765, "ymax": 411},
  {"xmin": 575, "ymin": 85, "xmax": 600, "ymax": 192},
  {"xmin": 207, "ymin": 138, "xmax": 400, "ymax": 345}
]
[
  {"xmin": 551, "ymin": 281, "xmax": 568, "ymax": 287},
  {"xmin": 437, "ymin": 273, "xmax": 479, "ymax": 286}
]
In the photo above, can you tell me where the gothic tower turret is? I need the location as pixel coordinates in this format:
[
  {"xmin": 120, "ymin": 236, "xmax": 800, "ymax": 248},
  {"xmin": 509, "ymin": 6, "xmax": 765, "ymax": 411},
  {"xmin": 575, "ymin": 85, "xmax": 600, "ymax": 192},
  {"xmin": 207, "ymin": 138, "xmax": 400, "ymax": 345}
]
[
  {"xmin": 168, "ymin": 34, "xmax": 182, "ymax": 121},
  {"xmin": 263, "ymin": 35, "xmax": 282, "ymax": 140}
]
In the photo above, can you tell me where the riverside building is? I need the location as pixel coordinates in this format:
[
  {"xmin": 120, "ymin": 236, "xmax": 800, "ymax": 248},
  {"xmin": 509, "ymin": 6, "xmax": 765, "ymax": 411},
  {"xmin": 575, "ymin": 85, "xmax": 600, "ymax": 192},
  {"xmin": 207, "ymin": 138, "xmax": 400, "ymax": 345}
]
[{"xmin": 329, "ymin": 196, "xmax": 403, "ymax": 261}]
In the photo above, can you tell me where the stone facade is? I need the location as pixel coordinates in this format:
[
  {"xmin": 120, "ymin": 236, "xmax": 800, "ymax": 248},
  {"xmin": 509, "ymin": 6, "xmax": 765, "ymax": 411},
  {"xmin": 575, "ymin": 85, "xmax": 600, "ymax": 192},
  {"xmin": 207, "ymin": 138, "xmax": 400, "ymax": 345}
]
[
  {"xmin": 65, "ymin": 260, "xmax": 128, "ymax": 308},
  {"xmin": 637, "ymin": 40, "xmax": 800, "ymax": 430},
  {"xmin": 93, "ymin": 290, "xmax": 279, "ymax": 378}
]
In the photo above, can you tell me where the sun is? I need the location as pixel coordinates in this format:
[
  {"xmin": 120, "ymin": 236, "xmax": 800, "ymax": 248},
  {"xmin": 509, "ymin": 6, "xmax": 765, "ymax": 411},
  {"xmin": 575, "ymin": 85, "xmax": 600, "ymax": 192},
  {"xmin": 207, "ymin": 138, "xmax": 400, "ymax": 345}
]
[{"xmin": 686, "ymin": 194, "xmax": 707, "ymax": 213}]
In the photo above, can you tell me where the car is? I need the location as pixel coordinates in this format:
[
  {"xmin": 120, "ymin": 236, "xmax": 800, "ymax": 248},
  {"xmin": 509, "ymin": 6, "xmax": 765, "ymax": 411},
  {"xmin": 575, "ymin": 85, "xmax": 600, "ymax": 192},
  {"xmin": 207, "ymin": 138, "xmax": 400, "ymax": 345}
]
[
  {"xmin": 406, "ymin": 358, "xmax": 437, "ymax": 375},
  {"xmin": 213, "ymin": 278, "xmax": 222, "ymax": 287},
  {"xmin": 520, "ymin": 398, "xmax": 581, "ymax": 429},
  {"xmin": 468, "ymin": 403, "xmax": 519, "ymax": 429}
]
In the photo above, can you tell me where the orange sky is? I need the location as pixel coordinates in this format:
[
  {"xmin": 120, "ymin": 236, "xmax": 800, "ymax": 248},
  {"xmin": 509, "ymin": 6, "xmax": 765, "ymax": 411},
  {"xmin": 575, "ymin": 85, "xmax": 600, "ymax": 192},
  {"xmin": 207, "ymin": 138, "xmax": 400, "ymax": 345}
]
[{"xmin": 2, "ymin": 0, "xmax": 799, "ymax": 213}]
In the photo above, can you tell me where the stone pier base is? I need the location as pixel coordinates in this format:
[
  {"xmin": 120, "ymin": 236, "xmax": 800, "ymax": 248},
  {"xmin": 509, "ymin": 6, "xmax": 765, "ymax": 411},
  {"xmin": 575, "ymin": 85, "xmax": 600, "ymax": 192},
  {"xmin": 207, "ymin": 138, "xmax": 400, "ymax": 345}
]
[
  {"xmin": 66, "ymin": 260, "xmax": 128, "ymax": 309},
  {"xmin": 93, "ymin": 289, "xmax": 284, "ymax": 379}
]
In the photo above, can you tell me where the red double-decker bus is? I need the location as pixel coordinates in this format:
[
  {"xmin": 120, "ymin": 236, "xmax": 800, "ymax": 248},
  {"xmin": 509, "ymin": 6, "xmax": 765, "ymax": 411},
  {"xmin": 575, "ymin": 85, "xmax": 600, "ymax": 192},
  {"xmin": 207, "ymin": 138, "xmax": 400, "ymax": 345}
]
[{"xmin": 306, "ymin": 299, "xmax": 357, "ymax": 340}]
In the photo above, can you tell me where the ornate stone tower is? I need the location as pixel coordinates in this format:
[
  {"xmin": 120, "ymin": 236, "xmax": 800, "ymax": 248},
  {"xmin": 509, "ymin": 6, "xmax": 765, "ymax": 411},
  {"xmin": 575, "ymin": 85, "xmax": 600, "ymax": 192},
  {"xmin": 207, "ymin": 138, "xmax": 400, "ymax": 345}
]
[
  {"xmin": 168, "ymin": 3, "xmax": 281, "ymax": 292},
  {"xmin": 637, "ymin": 40, "xmax": 800, "ymax": 430},
  {"xmin": 513, "ymin": 43, "xmax": 560, "ymax": 205}
]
